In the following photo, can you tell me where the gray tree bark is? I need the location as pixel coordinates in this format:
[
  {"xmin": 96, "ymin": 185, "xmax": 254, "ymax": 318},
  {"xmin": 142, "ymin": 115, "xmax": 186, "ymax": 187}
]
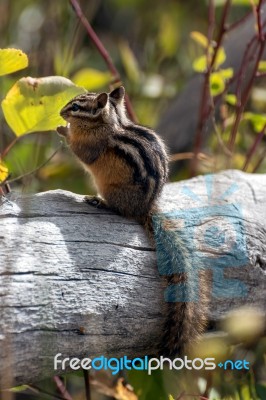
[{"xmin": 0, "ymin": 170, "xmax": 265, "ymax": 386}]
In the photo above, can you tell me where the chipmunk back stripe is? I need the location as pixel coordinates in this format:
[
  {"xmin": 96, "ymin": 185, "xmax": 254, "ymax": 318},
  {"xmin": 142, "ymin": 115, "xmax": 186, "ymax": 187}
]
[
  {"xmin": 112, "ymin": 145, "xmax": 146, "ymax": 187},
  {"xmin": 125, "ymin": 125, "xmax": 168, "ymax": 178},
  {"xmin": 113, "ymin": 135, "xmax": 160, "ymax": 179},
  {"xmin": 109, "ymin": 100, "xmax": 167, "ymax": 181},
  {"xmin": 113, "ymin": 134, "xmax": 161, "ymax": 201}
]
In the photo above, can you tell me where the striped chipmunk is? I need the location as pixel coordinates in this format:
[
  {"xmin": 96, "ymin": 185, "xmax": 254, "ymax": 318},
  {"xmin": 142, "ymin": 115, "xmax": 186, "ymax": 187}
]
[
  {"xmin": 57, "ymin": 86, "xmax": 168, "ymax": 223},
  {"xmin": 57, "ymin": 86, "xmax": 208, "ymax": 356}
]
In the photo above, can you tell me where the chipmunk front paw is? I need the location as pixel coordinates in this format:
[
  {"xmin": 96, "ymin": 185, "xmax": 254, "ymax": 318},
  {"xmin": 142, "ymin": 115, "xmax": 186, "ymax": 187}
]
[
  {"xmin": 84, "ymin": 195, "xmax": 108, "ymax": 209},
  {"xmin": 56, "ymin": 125, "xmax": 70, "ymax": 137}
]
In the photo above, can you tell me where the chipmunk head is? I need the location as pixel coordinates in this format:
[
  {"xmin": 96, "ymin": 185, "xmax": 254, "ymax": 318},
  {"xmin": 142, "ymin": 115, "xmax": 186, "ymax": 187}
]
[{"xmin": 60, "ymin": 86, "xmax": 127, "ymax": 127}]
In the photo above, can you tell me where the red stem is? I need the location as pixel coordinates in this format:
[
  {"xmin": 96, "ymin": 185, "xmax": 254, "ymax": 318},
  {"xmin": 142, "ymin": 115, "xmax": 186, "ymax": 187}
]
[
  {"xmin": 228, "ymin": 40, "xmax": 266, "ymax": 152},
  {"xmin": 227, "ymin": 9, "xmax": 253, "ymax": 33},
  {"xmin": 256, "ymin": 0, "xmax": 264, "ymax": 41},
  {"xmin": 252, "ymin": 146, "xmax": 266, "ymax": 172},
  {"xmin": 228, "ymin": 1, "xmax": 266, "ymax": 153},
  {"xmin": 69, "ymin": 0, "xmax": 137, "ymax": 122},
  {"xmin": 70, "ymin": 0, "xmax": 118, "ymax": 78},
  {"xmin": 53, "ymin": 376, "xmax": 73, "ymax": 400},
  {"xmin": 83, "ymin": 369, "xmax": 91, "ymax": 400},
  {"xmin": 1, "ymin": 137, "xmax": 19, "ymax": 159},
  {"xmin": 242, "ymin": 123, "xmax": 266, "ymax": 171},
  {"xmin": 210, "ymin": 0, "xmax": 231, "ymax": 70},
  {"xmin": 190, "ymin": 0, "xmax": 231, "ymax": 176}
]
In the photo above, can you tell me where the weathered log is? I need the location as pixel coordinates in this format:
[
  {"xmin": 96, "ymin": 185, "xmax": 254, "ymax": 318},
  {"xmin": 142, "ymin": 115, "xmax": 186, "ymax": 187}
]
[{"xmin": 0, "ymin": 170, "xmax": 265, "ymax": 386}]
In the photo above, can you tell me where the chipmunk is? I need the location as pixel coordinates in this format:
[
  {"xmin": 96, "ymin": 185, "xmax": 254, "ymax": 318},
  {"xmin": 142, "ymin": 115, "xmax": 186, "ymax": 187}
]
[
  {"xmin": 57, "ymin": 86, "xmax": 168, "ymax": 222},
  {"xmin": 57, "ymin": 86, "xmax": 208, "ymax": 356}
]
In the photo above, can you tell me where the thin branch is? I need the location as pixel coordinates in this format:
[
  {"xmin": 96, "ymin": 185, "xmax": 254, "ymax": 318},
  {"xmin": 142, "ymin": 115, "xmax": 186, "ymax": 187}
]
[
  {"xmin": 256, "ymin": 0, "xmax": 264, "ymax": 41},
  {"xmin": 228, "ymin": 3, "xmax": 266, "ymax": 153},
  {"xmin": 83, "ymin": 369, "xmax": 91, "ymax": 400},
  {"xmin": 170, "ymin": 152, "xmax": 210, "ymax": 162},
  {"xmin": 53, "ymin": 376, "xmax": 73, "ymax": 400},
  {"xmin": 210, "ymin": 0, "xmax": 231, "ymax": 70},
  {"xmin": 227, "ymin": 9, "xmax": 253, "ymax": 33},
  {"xmin": 28, "ymin": 384, "xmax": 67, "ymax": 400},
  {"xmin": 211, "ymin": 111, "xmax": 233, "ymax": 158},
  {"xmin": 190, "ymin": 0, "xmax": 231, "ymax": 176},
  {"xmin": 243, "ymin": 124, "xmax": 266, "ymax": 171},
  {"xmin": 69, "ymin": 0, "xmax": 137, "ymax": 122},
  {"xmin": 1, "ymin": 131, "xmax": 42, "ymax": 160},
  {"xmin": 1, "ymin": 137, "xmax": 19, "ymax": 159},
  {"xmin": 252, "ymin": 146, "xmax": 266, "ymax": 172},
  {"xmin": 190, "ymin": 0, "xmax": 215, "ymax": 176},
  {"xmin": 2, "ymin": 144, "xmax": 62, "ymax": 186}
]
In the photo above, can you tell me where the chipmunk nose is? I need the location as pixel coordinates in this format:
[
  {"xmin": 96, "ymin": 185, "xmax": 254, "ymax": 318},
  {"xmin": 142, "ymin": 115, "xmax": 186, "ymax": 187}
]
[{"xmin": 60, "ymin": 108, "xmax": 67, "ymax": 119}]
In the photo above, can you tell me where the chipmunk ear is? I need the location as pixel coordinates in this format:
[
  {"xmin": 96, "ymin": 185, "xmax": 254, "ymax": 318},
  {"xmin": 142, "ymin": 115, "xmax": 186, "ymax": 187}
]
[
  {"xmin": 109, "ymin": 86, "xmax": 125, "ymax": 101},
  {"xmin": 96, "ymin": 92, "xmax": 108, "ymax": 108}
]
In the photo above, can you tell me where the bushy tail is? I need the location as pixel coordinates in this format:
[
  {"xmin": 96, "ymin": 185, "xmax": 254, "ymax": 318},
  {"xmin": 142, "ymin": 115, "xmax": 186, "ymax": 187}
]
[
  {"xmin": 150, "ymin": 209, "xmax": 211, "ymax": 356},
  {"xmin": 162, "ymin": 271, "xmax": 210, "ymax": 356}
]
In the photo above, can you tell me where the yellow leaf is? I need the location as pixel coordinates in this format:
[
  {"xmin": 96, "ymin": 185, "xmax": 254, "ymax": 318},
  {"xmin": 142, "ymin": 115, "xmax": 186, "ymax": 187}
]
[
  {"xmin": 243, "ymin": 112, "xmax": 266, "ymax": 132},
  {"xmin": 210, "ymin": 72, "xmax": 225, "ymax": 96},
  {"xmin": 190, "ymin": 31, "xmax": 209, "ymax": 48},
  {"xmin": 193, "ymin": 55, "xmax": 208, "ymax": 72},
  {"xmin": 0, "ymin": 48, "xmax": 28, "ymax": 76},
  {"xmin": 258, "ymin": 61, "xmax": 266, "ymax": 72},
  {"xmin": 72, "ymin": 68, "xmax": 111, "ymax": 90},
  {"xmin": 1, "ymin": 76, "xmax": 85, "ymax": 136},
  {"xmin": 226, "ymin": 94, "xmax": 237, "ymax": 106},
  {"xmin": 220, "ymin": 68, "xmax": 234, "ymax": 79},
  {"xmin": 0, "ymin": 161, "xmax": 9, "ymax": 183},
  {"xmin": 214, "ymin": 47, "xmax": 226, "ymax": 69}
]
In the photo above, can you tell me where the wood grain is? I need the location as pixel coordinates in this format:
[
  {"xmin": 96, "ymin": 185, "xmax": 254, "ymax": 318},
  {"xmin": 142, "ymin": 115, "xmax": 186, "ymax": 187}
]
[{"xmin": 0, "ymin": 170, "xmax": 265, "ymax": 385}]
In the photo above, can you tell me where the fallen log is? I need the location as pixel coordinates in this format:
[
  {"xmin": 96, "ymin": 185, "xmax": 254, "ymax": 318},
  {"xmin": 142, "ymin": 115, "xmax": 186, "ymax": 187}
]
[{"xmin": 0, "ymin": 170, "xmax": 265, "ymax": 386}]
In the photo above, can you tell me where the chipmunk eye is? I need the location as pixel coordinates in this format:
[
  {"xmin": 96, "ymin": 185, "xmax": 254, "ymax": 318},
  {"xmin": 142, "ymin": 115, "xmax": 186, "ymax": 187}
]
[{"xmin": 71, "ymin": 103, "xmax": 80, "ymax": 112}]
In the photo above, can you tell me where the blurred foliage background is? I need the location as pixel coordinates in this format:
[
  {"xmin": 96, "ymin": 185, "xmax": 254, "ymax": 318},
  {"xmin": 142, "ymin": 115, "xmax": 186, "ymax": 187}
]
[
  {"xmin": 1, "ymin": 0, "xmax": 265, "ymax": 196},
  {"xmin": 1, "ymin": 0, "xmax": 266, "ymax": 399}
]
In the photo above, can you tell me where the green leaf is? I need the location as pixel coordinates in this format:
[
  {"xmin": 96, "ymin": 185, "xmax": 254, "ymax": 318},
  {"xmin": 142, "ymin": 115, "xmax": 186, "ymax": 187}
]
[
  {"xmin": 192, "ymin": 46, "xmax": 226, "ymax": 73},
  {"xmin": 193, "ymin": 55, "xmax": 208, "ymax": 72},
  {"xmin": 0, "ymin": 48, "xmax": 28, "ymax": 76},
  {"xmin": 168, "ymin": 396, "xmax": 175, "ymax": 400},
  {"xmin": 214, "ymin": 47, "xmax": 226, "ymax": 69},
  {"xmin": 258, "ymin": 61, "xmax": 266, "ymax": 72},
  {"xmin": 9, "ymin": 385, "xmax": 29, "ymax": 392},
  {"xmin": 210, "ymin": 72, "xmax": 225, "ymax": 96},
  {"xmin": 244, "ymin": 112, "xmax": 266, "ymax": 133},
  {"xmin": 220, "ymin": 68, "xmax": 234, "ymax": 79},
  {"xmin": 72, "ymin": 68, "xmax": 111, "ymax": 90},
  {"xmin": 226, "ymin": 94, "xmax": 237, "ymax": 106},
  {"xmin": 190, "ymin": 31, "xmax": 209, "ymax": 48},
  {"xmin": 1, "ymin": 76, "xmax": 85, "ymax": 136},
  {"xmin": 0, "ymin": 161, "xmax": 9, "ymax": 183},
  {"xmin": 119, "ymin": 41, "xmax": 140, "ymax": 83}
]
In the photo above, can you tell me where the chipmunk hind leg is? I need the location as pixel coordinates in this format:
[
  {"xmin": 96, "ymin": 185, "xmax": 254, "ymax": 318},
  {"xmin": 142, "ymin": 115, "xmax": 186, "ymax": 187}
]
[{"xmin": 103, "ymin": 184, "xmax": 150, "ymax": 219}]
